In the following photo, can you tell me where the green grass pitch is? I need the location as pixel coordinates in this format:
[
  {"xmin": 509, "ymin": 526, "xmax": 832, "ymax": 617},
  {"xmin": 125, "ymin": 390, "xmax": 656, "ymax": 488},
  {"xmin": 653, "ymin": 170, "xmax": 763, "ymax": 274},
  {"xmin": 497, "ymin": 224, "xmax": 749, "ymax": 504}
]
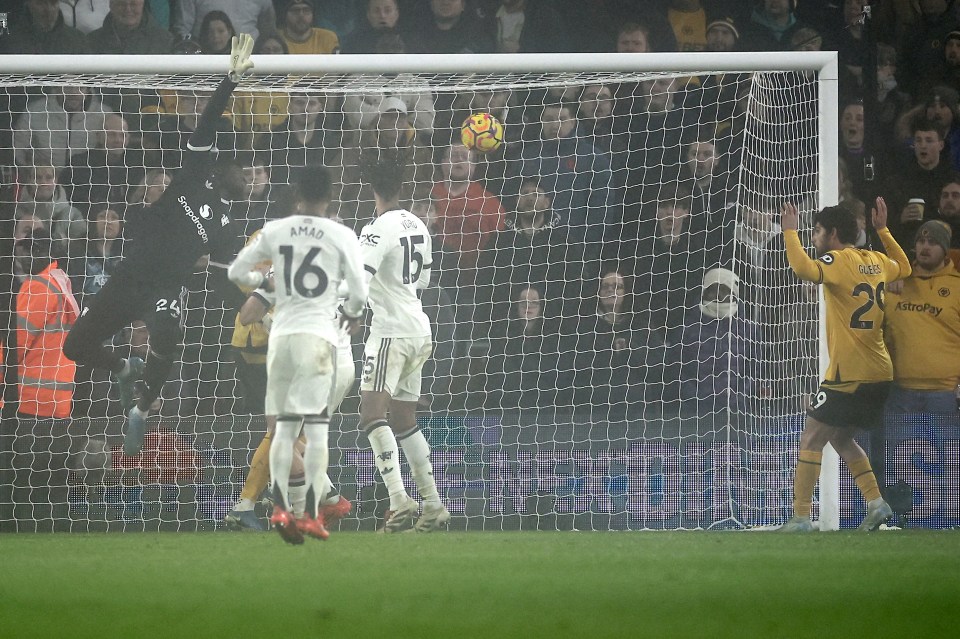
[{"xmin": 2, "ymin": 530, "xmax": 959, "ymax": 638}]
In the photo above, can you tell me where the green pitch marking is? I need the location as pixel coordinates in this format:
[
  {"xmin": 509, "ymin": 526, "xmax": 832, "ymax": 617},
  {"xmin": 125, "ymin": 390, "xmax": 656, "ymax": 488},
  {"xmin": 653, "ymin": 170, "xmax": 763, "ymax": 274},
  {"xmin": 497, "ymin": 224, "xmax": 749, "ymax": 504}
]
[{"xmin": 1, "ymin": 531, "xmax": 959, "ymax": 638}]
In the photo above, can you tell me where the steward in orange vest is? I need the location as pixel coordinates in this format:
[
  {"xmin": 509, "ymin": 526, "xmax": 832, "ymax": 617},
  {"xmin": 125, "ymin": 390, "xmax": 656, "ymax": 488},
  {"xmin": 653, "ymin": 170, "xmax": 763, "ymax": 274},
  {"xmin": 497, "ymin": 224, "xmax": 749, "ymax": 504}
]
[{"xmin": 14, "ymin": 232, "xmax": 80, "ymax": 418}]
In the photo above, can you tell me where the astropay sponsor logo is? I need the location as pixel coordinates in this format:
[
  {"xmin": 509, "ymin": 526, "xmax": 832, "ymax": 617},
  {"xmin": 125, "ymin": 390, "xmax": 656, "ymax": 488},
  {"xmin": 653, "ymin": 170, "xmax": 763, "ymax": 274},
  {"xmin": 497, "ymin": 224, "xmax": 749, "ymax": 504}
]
[
  {"xmin": 895, "ymin": 301, "xmax": 943, "ymax": 316},
  {"xmin": 178, "ymin": 195, "xmax": 209, "ymax": 244}
]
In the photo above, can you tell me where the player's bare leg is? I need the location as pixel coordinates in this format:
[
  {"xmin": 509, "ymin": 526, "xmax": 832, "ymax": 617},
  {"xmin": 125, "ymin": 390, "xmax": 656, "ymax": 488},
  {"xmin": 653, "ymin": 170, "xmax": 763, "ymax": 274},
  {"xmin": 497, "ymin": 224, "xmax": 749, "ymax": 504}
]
[
  {"xmin": 361, "ymin": 389, "xmax": 417, "ymax": 532},
  {"xmin": 392, "ymin": 398, "xmax": 450, "ymax": 532}
]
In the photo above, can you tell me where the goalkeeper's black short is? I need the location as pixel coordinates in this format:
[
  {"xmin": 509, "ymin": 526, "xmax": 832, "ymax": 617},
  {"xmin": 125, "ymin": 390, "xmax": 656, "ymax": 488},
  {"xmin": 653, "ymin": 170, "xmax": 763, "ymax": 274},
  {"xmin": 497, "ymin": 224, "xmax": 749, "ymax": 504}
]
[{"xmin": 806, "ymin": 381, "xmax": 892, "ymax": 430}]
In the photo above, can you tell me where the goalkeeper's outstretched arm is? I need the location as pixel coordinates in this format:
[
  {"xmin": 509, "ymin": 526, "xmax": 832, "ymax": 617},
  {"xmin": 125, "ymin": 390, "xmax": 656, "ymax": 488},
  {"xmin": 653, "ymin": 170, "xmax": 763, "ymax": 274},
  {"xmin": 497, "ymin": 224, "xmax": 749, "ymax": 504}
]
[{"xmin": 187, "ymin": 33, "xmax": 254, "ymax": 152}]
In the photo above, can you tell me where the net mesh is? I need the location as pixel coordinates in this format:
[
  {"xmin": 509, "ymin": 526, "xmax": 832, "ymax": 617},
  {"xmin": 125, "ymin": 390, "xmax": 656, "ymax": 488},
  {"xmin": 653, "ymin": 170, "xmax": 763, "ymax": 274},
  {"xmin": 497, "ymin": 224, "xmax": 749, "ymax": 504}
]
[{"xmin": 0, "ymin": 64, "xmax": 824, "ymax": 531}]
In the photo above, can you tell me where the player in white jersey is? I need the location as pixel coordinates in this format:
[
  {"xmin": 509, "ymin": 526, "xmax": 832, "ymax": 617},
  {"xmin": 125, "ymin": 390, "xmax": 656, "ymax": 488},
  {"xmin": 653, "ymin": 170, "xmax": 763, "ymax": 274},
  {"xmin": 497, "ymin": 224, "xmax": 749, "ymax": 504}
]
[
  {"xmin": 358, "ymin": 149, "xmax": 451, "ymax": 533},
  {"xmin": 228, "ymin": 167, "xmax": 368, "ymax": 543}
]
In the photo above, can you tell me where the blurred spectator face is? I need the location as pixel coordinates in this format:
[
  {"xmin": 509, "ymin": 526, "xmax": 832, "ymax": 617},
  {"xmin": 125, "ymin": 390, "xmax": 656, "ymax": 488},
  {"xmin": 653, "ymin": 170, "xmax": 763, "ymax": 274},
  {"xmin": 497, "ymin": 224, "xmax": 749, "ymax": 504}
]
[
  {"xmin": 27, "ymin": 165, "xmax": 58, "ymax": 202},
  {"xmin": 913, "ymin": 128, "xmax": 944, "ymax": 169},
  {"xmin": 540, "ymin": 105, "xmax": 575, "ymax": 140},
  {"xmin": 644, "ymin": 77, "xmax": 677, "ymax": 112},
  {"xmin": 926, "ymin": 98, "xmax": 955, "ymax": 130},
  {"xmin": 432, "ymin": 0, "xmax": 464, "ymax": 23},
  {"xmin": 946, "ymin": 38, "xmax": 960, "ymax": 66},
  {"xmin": 243, "ymin": 163, "xmax": 270, "ymax": 199},
  {"xmin": 410, "ymin": 200, "xmax": 437, "ymax": 230},
  {"xmin": 285, "ymin": 2, "xmax": 315, "ymax": 37},
  {"xmin": 110, "ymin": 0, "xmax": 144, "ymax": 30},
  {"xmin": 143, "ymin": 170, "xmax": 171, "ymax": 205},
  {"xmin": 103, "ymin": 113, "xmax": 130, "ymax": 157},
  {"xmin": 940, "ymin": 182, "xmax": 960, "ymax": 219},
  {"xmin": 763, "ymin": 0, "xmax": 792, "ymax": 18},
  {"xmin": 514, "ymin": 287, "xmax": 543, "ymax": 322},
  {"xmin": 60, "ymin": 85, "xmax": 88, "ymax": 112},
  {"xmin": 580, "ymin": 85, "xmax": 613, "ymax": 121},
  {"xmin": 289, "ymin": 94, "xmax": 325, "ymax": 120},
  {"xmin": 685, "ymin": 141, "xmax": 717, "ymax": 180},
  {"xmin": 442, "ymin": 145, "xmax": 474, "ymax": 182},
  {"xmin": 840, "ymin": 103, "xmax": 864, "ymax": 149},
  {"xmin": 375, "ymin": 109, "xmax": 411, "ymax": 148},
  {"xmin": 516, "ymin": 181, "xmax": 550, "ymax": 218},
  {"xmin": 598, "ymin": 272, "xmax": 626, "ymax": 314},
  {"xmin": 367, "ymin": 0, "xmax": 399, "ymax": 30},
  {"xmin": 202, "ymin": 17, "xmax": 233, "ymax": 53},
  {"xmin": 93, "ymin": 208, "xmax": 122, "ymax": 240},
  {"xmin": 656, "ymin": 200, "xmax": 690, "ymax": 242},
  {"xmin": 706, "ymin": 24, "xmax": 737, "ymax": 52},
  {"xmin": 28, "ymin": 0, "xmax": 61, "ymax": 31},
  {"xmin": 257, "ymin": 35, "xmax": 288, "ymax": 54},
  {"xmin": 178, "ymin": 91, "xmax": 212, "ymax": 131},
  {"xmin": 915, "ymin": 232, "xmax": 947, "ymax": 270},
  {"xmin": 617, "ymin": 27, "xmax": 650, "ymax": 53}
]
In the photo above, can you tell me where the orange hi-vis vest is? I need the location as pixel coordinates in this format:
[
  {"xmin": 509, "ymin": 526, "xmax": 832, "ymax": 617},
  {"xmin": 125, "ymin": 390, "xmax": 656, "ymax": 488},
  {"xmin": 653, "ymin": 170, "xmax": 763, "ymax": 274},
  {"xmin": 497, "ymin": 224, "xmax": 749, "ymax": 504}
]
[{"xmin": 15, "ymin": 263, "xmax": 80, "ymax": 418}]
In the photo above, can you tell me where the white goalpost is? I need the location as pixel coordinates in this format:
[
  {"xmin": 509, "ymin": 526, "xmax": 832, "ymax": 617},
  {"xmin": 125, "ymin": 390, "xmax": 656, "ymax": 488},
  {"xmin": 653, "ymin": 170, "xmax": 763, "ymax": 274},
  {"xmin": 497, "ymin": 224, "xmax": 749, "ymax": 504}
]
[{"xmin": 0, "ymin": 51, "xmax": 840, "ymax": 532}]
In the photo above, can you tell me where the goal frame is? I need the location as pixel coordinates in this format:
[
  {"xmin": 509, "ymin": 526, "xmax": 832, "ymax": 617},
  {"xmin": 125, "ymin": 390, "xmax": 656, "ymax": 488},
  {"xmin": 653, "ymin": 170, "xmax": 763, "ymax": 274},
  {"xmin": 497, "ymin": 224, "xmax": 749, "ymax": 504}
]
[{"xmin": 0, "ymin": 51, "xmax": 841, "ymax": 531}]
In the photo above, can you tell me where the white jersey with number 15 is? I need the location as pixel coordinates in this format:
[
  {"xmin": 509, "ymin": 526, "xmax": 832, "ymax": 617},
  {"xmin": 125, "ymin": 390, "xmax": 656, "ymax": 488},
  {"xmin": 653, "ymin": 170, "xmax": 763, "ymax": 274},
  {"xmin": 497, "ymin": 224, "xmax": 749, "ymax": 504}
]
[{"xmin": 360, "ymin": 209, "xmax": 432, "ymax": 338}]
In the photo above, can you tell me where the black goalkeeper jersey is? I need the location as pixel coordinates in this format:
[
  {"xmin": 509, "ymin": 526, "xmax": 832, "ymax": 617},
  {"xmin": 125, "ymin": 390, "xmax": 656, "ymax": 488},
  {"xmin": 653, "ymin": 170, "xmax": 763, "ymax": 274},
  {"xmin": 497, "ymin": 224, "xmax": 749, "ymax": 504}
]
[
  {"xmin": 123, "ymin": 147, "xmax": 235, "ymax": 284},
  {"xmin": 120, "ymin": 76, "xmax": 239, "ymax": 285}
]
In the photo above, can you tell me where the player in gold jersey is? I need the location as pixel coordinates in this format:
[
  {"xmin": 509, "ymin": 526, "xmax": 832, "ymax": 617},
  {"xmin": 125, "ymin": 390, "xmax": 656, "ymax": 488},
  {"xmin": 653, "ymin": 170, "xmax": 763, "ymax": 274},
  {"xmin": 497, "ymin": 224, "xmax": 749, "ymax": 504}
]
[{"xmin": 779, "ymin": 197, "xmax": 911, "ymax": 532}]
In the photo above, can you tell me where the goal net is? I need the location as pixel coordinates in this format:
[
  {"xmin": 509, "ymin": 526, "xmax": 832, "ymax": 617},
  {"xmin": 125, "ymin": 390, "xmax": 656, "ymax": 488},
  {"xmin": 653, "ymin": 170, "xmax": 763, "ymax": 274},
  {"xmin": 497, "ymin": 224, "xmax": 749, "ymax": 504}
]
[{"xmin": 0, "ymin": 52, "xmax": 840, "ymax": 532}]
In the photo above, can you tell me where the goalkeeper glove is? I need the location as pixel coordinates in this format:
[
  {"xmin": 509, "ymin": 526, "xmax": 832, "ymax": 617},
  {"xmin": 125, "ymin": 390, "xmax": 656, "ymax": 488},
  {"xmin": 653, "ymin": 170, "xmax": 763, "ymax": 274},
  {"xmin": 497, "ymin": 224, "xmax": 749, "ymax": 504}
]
[{"xmin": 228, "ymin": 33, "xmax": 255, "ymax": 83}]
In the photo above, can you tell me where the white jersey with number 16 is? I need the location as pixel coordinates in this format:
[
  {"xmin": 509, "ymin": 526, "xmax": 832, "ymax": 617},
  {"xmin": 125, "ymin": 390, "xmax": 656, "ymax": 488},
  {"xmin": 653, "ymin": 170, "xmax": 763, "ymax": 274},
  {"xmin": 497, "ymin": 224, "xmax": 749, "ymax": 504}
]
[
  {"xmin": 229, "ymin": 215, "xmax": 367, "ymax": 345},
  {"xmin": 360, "ymin": 209, "xmax": 432, "ymax": 338}
]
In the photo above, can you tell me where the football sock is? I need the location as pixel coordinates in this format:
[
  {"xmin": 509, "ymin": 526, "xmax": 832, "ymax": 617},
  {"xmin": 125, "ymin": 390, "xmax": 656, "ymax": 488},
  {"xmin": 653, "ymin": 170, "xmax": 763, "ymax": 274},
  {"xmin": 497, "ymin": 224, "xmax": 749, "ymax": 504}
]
[
  {"xmin": 239, "ymin": 432, "xmax": 272, "ymax": 502},
  {"xmin": 288, "ymin": 481, "xmax": 306, "ymax": 518},
  {"xmin": 848, "ymin": 457, "xmax": 882, "ymax": 503},
  {"xmin": 365, "ymin": 420, "xmax": 407, "ymax": 510},
  {"xmin": 233, "ymin": 498, "xmax": 256, "ymax": 512},
  {"xmin": 269, "ymin": 416, "xmax": 300, "ymax": 511},
  {"xmin": 793, "ymin": 450, "xmax": 822, "ymax": 518},
  {"xmin": 317, "ymin": 473, "xmax": 339, "ymax": 506},
  {"xmin": 301, "ymin": 416, "xmax": 330, "ymax": 519},
  {"xmin": 139, "ymin": 349, "xmax": 173, "ymax": 409},
  {"xmin": 398, "ymin": 428, "xmax": 441, "ymax": 507}
]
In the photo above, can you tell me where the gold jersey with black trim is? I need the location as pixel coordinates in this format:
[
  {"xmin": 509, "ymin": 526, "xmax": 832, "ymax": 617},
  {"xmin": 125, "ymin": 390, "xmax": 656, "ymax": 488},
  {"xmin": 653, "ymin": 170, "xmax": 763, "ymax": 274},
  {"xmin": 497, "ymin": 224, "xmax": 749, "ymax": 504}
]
[{"xmin": 785, "ymin": 228, "xmax": 910, "ymax": 385}]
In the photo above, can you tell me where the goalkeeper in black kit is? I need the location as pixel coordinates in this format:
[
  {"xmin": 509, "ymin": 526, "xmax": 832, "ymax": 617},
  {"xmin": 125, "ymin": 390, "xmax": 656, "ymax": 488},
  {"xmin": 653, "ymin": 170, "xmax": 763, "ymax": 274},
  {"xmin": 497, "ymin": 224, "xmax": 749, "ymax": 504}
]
[{"xmin": 64, "ymin": 34, "xmax": 255, "ymax": 456}]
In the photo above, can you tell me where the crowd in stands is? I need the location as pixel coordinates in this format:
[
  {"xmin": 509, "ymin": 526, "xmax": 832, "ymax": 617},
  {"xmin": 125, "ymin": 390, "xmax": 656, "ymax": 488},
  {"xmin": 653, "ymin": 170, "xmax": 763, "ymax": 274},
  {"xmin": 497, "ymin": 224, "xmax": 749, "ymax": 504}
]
[{"xmin": 2, "ymin": 0, "xmax": 960, "ymax": 423}]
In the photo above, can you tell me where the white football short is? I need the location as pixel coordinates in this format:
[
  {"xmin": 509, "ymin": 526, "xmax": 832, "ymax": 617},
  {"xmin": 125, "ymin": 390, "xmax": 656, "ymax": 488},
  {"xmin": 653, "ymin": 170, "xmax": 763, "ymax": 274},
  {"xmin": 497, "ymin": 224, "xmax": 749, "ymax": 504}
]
[
  {"xmin": 266, "ymin": 333, "xmax": 335, "ymax": 416},
  {"xmin": 330, "ymin": 341, "xmax": 355, "ymax": 413},
  {"xmin": 360, "ymin": 335, "xmax": 432, "ymax": 402}
]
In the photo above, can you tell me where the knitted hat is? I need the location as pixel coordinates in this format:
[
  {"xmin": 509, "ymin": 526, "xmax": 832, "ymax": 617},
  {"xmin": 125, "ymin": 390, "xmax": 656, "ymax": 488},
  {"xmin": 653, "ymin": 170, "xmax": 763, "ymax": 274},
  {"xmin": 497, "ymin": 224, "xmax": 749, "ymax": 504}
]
[
  {"xmin": 702, "ymin": 267, "xmax": 740, "ymax": 298},
  {"xmin": 706, "ymin": 17, "xmax": 739, "ymax": 40},
  {"xmin": 925, "ymin": 85, "xmax": 960, "ymax": 115},
  {"xmin": 915, "ymin": 220, "xmax": 951, "ymax": 254},
  {"xmin": 284, "ymin": 0, "xmax": 314, "ymax": 15},
  {"xmin": 946, "ymin": 30, "xmax": 960, "ymax": 45}
]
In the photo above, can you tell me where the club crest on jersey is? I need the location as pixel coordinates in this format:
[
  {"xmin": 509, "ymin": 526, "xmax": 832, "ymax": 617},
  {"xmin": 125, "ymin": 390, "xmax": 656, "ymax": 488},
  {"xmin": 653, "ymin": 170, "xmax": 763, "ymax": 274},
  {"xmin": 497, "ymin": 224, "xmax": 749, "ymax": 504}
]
[
  {"xmin": 199, "ymin": 204, "xmax": 212, "ymax": 219},
  {"xmin": 819, "ymin": 254, "xmax": 834, "ymax": 264},
  {"xmin": 360, "ymin": 233, "xmax": 380, "ymax": 246},
  {"xmin": 221, "ymin": 213, "xmax": 230, "ymax": 227}
]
